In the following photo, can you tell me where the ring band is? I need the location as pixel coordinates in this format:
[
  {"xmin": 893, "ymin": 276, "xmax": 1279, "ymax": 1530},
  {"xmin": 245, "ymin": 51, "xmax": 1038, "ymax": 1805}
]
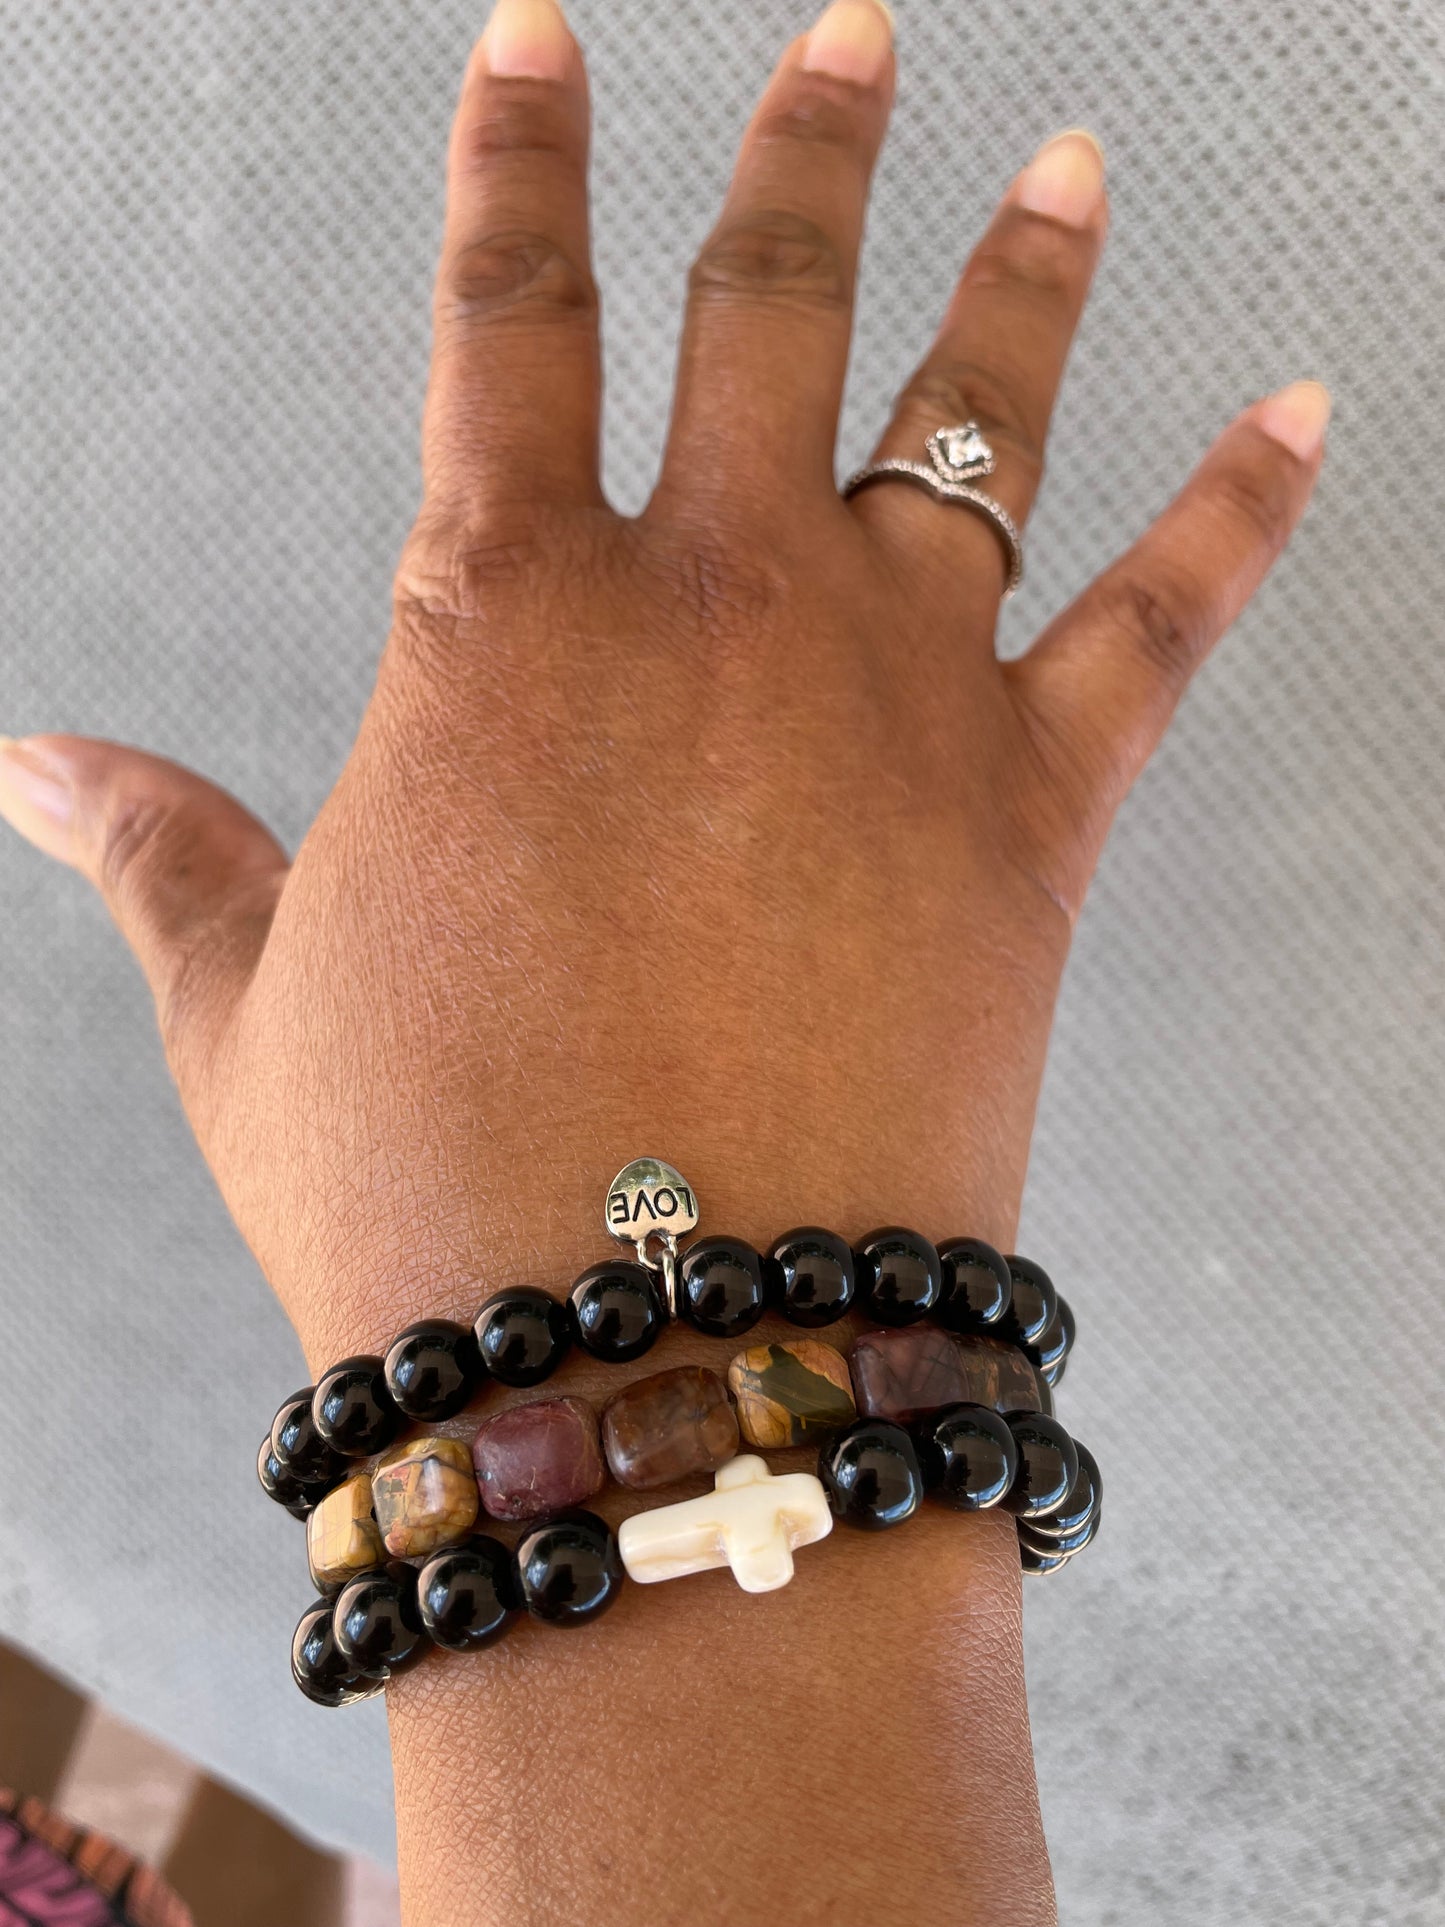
[{"xmin": 842, "ymin": 422, "xmax": 1024, "ymax": 596}]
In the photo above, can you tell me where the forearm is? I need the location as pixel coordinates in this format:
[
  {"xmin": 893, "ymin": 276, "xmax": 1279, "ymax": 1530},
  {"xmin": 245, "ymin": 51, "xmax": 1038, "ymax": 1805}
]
[{"xmin": 389, "ymin": 1496, "xmax": 1049, "ymax": 1927}]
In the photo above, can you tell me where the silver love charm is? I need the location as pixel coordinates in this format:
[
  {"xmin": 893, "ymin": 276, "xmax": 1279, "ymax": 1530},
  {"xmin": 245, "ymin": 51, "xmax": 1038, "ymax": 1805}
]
[{"xmin": 604, "ymin": 1157, "xmax": 699, "ymax": 1316}]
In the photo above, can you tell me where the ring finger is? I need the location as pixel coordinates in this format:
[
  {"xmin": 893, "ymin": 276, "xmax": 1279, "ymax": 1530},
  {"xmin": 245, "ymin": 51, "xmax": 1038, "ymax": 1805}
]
[{"xmin": 850, "ymin": 130, "xmax": 1108, "ymax": 600}]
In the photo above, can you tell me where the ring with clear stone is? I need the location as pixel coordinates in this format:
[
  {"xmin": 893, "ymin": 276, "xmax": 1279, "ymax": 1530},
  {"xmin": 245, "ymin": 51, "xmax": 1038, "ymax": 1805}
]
[{"xmin": 842, "ymin": 422, "xmax": 1024, "ymax": 596}]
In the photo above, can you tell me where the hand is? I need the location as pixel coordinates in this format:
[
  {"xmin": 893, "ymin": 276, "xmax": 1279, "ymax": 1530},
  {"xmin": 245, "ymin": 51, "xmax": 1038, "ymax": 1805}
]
[{"xmin": 0, "ymin": 0, "xmax": 1326, "ymax": 1919}]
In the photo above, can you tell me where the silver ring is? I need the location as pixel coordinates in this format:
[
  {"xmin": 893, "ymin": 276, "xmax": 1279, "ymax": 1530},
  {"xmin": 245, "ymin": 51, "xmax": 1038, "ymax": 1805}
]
[{"xmin": 842, "ymin": 422, "xmax": 1023, "ymax": 596}]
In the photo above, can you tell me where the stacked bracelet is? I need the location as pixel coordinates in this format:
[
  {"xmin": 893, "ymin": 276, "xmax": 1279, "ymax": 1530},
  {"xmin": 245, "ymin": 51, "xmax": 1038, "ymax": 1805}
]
[
  {"xmin": 259, "ymin": 1158, "xmax": 1074, "ymax": 1519},
  {"xmin": 268, "ymin": 1159, "xmax": 1099, "ymax": 1708}
]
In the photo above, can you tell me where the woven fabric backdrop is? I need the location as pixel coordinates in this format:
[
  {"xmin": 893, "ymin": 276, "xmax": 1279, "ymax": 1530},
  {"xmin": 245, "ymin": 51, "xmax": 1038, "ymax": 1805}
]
[{"xmin": 1, "ymin": 1, "xmax": 1441, "ymax": 1917}]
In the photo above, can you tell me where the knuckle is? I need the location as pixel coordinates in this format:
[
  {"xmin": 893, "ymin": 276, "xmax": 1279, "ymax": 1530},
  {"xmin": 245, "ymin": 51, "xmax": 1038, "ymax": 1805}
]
[
  {"xmin": 689, "ymin": 209, "xmax": 849, "ymax": 312},
  {"xmin": 629, "ymin": 522, "xmax": 791, "ymax": 648},
  {"xmin": 899, "ymin": 359, "xmax": 1043, "ymax": 481},
  {"xmin": 99, "ymin": 793, "xmax": 190, "ymax": 910},
  {"xmin": 1105, "ymin": 568, "xmax": 1209, "ymax": 682},
  {"xmin": 753, "ymin": 86, "xmax": 869, "ymax": 157},
  {"xmin": 457, "ymin": 88, "xmax": 580, "ymax": 169},
  {"xmin": 441, "ymin": 229, "xmax": 597, "ymax": 330},
  {"xmin": 390, "ymin": 516, "xmax": 541, "ymax": 653},
  {"xmin": 964, "ymin": 222, "xmax": 1081, "ymax": 307},
  {"xmin": 97, "ymin": 798, "xmax": 222, "ymax": 1043},
  {"xmin": 1210, "ymin": 457, "xmax": 1297, "ymax": 552}
]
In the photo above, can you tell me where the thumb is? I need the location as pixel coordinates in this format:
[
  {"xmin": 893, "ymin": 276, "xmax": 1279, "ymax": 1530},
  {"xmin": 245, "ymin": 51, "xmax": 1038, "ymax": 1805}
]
[{"xmin": 0, "ymin": 733, "xmax": 289, "ymax": 1069}]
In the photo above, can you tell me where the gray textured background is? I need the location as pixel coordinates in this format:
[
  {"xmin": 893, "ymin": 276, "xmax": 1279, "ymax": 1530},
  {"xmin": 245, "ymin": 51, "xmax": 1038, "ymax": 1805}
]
[{"xmin": 1, "ymin": 0, "xmax": 1442, "ymax": 1918}]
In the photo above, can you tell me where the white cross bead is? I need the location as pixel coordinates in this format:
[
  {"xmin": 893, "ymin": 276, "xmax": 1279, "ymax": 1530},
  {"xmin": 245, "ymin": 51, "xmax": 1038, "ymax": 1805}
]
[{"xmin": 617, "ymin": 1455, "xmax": 834, "ymax": 1594}]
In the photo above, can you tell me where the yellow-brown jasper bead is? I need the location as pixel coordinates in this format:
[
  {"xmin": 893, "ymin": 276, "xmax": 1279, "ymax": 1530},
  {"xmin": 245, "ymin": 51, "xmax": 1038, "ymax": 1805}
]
[
  {"xmin": 306, "ymin": 1473, "xmax": 386, "ymax": 1593},
  {"xmin": 371, "ymin": 1435, "xmax": 479, "ymax": 1558},
  {"xmin": 727, "ymin": 1339, "xmax": 857, "ymax": 1449}
]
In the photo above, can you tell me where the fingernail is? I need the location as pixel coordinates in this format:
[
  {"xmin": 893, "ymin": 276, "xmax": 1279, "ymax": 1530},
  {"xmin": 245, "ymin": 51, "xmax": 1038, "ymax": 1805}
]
[
  {"xmin": 1016, "ymin": 129, "xmax": 1106, "ymax": 226},
  {"xmin": 802, "ymin": 0, "xmax": 894, "ymax": 85},
  {"xmin": 482, "ymin": 0, "xmax": 573, "ymax": 81},
  {"xmin": 1255, "ymin": 379, "xmax": 1332, "ymax": 461},
  {"xmin": 0, "ymin": 736, "xmax": 76, "ymax": 863}
]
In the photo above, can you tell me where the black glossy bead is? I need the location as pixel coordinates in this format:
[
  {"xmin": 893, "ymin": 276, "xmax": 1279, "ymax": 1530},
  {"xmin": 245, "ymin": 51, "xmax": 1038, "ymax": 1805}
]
[
  {"xmin": 333, "ymin": 1567, "xmax": 428, "ymax": 1678},
  {"xmin": 291, "ymin": 1598, "xmax": 381, "ymax": 1707},
  {"xmin": 1018, "ymin": 1507, "xmax": 1101, "ymax": 1559},
  {"xmin": 474, "ymin": 1287, "xmax": 571, "ymax": 1388},
  {"xmin": 1054, "ymin": 1293, "xmax": 1075, "ymax": 1356},
  {"xmin": 1018, "ymin": 1538, "xmax": 1072, "ymax": 1576},
  {"xmin": 765, "ymin": 1227, "xmax": 857, "ymax": 1328},
  {"xmin": 819, "ymin": 1420, "xmax": 924, "ymax": 1530},
  {"xmin": 312, "ymin": 1356, "xmax": 401, "ymax": 1458},
  {"xmin": 257, "ymin": 1437, "xmax": 323, "ymax": 1519},
  {"xmin": 678, "ymin": 1237, "xmax": 767, "ymax": 1339},
  {"xmin": 1038, "ymin": 1295, "xmax": 1076, "ymax": 1385},
  {"xmin": 515, "ymin": 1510, "xmax": 624, "ymax": 1625},
  {"xmin": 915, "ymin": 1402, "xmax": 1020, "ymax": 1511},
  {"xmin": 417, "ymin": 1536, "xmax": 520, "ymax": 1652},
  {"xmin": 1023, "ymin": 1440, "xmax": 1100, "ymax": 1541},
  {"xmin": 568, "ymin": 1261, "xmax": 666, "ymax": 1363},
  {"xmin": 937, "ymin": 1237, "xmax": 1013, "ymax": 1334},
  {"xmin": 1002, "ymin": 1411, "xmax": 1079, "ymax": 1520},
  {"xmin": 270, "ymin": 1390, "xmax": 346, "ymax": 1488},
  {"xmin": 855, "ymin": 1227, "xmax": 943, "ymax": 1326},
  {"xmin": 383, "ymin": 1318, "xmax": 484, "ymax": 1422},
  {"xmin": 999, "ymin": 1255, "xmax": 1059, "ymax": 1349}
]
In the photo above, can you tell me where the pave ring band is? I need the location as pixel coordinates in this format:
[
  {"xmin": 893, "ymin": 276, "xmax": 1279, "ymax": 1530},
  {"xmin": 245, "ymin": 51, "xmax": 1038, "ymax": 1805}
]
[{"xmin": 842, "ymin": 422, "xmax": 1024, "ymax": 596}]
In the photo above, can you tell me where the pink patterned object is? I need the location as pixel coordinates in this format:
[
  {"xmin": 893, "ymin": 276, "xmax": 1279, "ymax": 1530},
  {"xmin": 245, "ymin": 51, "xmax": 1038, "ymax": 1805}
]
[{"xmin": 0, "ymin": 1791, "xmax": 192, "ymax": 1927}]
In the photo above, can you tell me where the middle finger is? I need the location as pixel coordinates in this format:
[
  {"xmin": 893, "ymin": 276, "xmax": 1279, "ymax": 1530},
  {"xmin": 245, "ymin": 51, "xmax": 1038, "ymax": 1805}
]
[{"xmin": 650, "ymin": 0, "xmax": 896, "ymax": 524}]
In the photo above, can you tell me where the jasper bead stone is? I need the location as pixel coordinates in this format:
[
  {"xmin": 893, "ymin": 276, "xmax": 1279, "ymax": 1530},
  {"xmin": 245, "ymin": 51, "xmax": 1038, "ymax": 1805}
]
[
  {"xmin": 312, "ymin": 1356, "xmax": 400, "ymax": 1458},
  {"xmin": 602, "ymin": 1365, "xmax": 739, "ymax": 1491},
  {"xmin": 306, "ymin": 1474, "xmax": 386, "ymax": 1592},
  {"xmin": 383, "ymin": 1319, "xmax": 483, "ymax": 1423},
  {"xmin": 568, "ymin": 1261, "xmax": 666, "ymax": 1363},
  {"xmin": 417, "ymin": 1537, "xmax": 519, "ymax": 1651},
  {"xmin": 292, "ymin": 1598, "xmax": 380, "ymax": 1708},
  {"xmin": 474, "ymin": 1286, "xmax": 570, "ymax": 1388},
  {"xmin": 819, "ymin": 1420, "xmax": 924, "ymax": 1530},
  {"xmin": 371, "ymin": 1435, "xmax": 479, "ymax": 1557},
  {"xmin": 472, "ymin": 1396, "xmax": 605, "ymax": 1523},
  {"xmin": 765, "ymin": 1228, "xmax": 856, "ymax": 1328},
  {"xmin": 851, "ymin": 1327, "xmax": 1044, "ymax": 1425},
  {"xmin": 516, "ymin": 1510, "xmax": 624, "ymax": 1625},
  {"xmin": 678, "ymin": 1237, "xmax": 768, "ymax": 1338},
  {"xmin": 334, "ymin": 1567, "xmax": 428, "ymax": 1678},
  {"xmin": 727, "ymin": 1339, "xmax": 856, "ymax": 1449},
  {"xmin": 854, "ymin": 1227, "xmax": 943, "ymax": 1326},
  {"xmin": 937, "ymin": 1237, "xmax": 1013, "ymax": 1334}
]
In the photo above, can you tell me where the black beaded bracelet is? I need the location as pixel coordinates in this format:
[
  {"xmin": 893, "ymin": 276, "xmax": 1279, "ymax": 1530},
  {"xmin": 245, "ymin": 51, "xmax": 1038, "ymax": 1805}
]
[
  {"xmin": 258, "ymin": 1158, "xmax": 1074, "ymax": 1520},
  {"xmin": 290, "ymin": 1404, "xmax": 1102, "ymax": 1707}
]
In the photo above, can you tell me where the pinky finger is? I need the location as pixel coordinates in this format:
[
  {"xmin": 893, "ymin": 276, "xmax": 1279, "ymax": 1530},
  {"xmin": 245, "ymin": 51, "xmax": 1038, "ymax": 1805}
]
[{"xmin": 1013, "ymin": 379, "xmax": 1330, "ymax": 815}]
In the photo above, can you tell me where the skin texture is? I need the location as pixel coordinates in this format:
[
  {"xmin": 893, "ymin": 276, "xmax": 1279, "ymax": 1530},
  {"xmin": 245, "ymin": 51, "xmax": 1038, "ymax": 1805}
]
[{"xmin": 0, "ymin": 0, "xmax": 1327, "ymax": 1921}]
